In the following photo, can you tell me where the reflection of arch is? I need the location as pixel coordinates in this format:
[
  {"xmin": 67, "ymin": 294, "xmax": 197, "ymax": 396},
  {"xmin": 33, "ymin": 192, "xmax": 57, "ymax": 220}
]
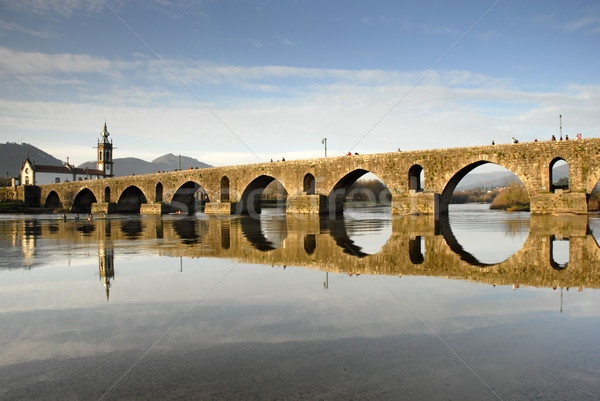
[
  {"xmin": 120, "ymin": 219, "xmax": 144, "ymax": 238},
  {"xmin": 240, "ymin": 175, "xmax": 288, "ymax": 215},
  {"xmin": 117, "ymin": 186, "xmax": 147, "ymax": 213},
  {"xmin": 440, "ymin": 162, "xmax": 528, "ymax": 214},
  {"xmin": 550, "ymin": 236, "xmax": 569, "ymax": 270},
  {"xmin": 240, "ymin": 217, "xmax": 277, "ymax": 251},
  {"xmin": 438, "ymin": 214, "xmax": 495, "ymax": 267},
  {"xmin": 155, "ymin": 182, "xmax": 163, "ymax": 202},
  {"xmin": 171, "ymin": 181, "xmax": 208, "ymax": 215},
  {"xmin": 304, "ymin": 174, "xmax": 315, "ymax": 195},
  {"xmin": 221, "ymin": 220, "xmax": 230, "ymax": 250},
  {"xmin": 304, "ymin": 234, "xmax": 316, "ymax": 255},
  {"xmin": 550, "ymin": 158, "xmax": 569, "ymax": 192},
  {"xmin": 408, "ymin": 165, "xmax": 424, "ymax": 192},
  {"xmin": 72, "ymin": 188, "xmax": 98, "ymax": 213},
  {"xmin": 221, "ymin": 176, "xmax": 230, "ymax": 202},
  {"xmin": 409, "ymin": 236, "xmax": 425, "ymax": 264},
  {"xmin": 77, "ymin": 224, "xmax": 95, "ymax": 236},
  {"xmin": 172, "ymin": 218, "xmax": 207, "ymax": 245},
  {"xmin": 44, "ymin": 191, "xmax": 61, "ymax": 209},
  {"xmin": 322, "ymin": 217, "xmax": 368, "ymax": 258},
  {"xmin": 104, "ymin": 186, "xmax": 111, "ymax": 203}
]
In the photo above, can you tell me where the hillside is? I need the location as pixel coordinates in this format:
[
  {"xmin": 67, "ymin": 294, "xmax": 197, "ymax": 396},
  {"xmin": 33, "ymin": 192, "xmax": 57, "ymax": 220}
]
[
  {"xmin": 0, "ymin": 142, "xmax": 63, "ymax": 177},
  {"xmin": 78, "ymin": 153, "xmax": 211, "ymax": 176}
]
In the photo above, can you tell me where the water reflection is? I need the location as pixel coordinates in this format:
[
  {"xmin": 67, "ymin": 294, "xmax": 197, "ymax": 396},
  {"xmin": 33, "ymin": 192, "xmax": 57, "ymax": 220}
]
[
  {"xmin": 3, "ymin": 209, "xmax": 600, "ymax": 400},
  {"xmin": 1, "ymin": 208, "xmax": 600, "ymax": 294}
]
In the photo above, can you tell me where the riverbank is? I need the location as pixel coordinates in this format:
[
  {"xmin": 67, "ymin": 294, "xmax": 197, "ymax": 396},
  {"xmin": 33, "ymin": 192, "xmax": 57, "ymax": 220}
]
[{"xmin": 0, "ymin": 202, "xmax": 56, "ymax": 214}]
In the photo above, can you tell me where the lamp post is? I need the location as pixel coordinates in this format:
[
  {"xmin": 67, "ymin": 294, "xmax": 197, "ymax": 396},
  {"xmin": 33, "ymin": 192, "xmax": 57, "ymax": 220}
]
[
  {"xmin": 321, "ymin": 138, "xmax": 327, "ymax": 157},
  {"xmin": 559, "ymin": 114, "xmax": 562, "ymax": 138}
]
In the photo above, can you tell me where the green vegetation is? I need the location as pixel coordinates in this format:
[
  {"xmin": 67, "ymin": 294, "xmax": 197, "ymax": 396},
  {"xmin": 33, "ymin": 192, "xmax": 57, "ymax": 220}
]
[
  {"xmin": 347, "ymin": 179, "xmax": 392, "ymax": 202},
  {"xmin": 490, "ymin": 182, "xmax": 530, "ymax": 211},
  {"xmin": 0, "ymin": 178, "xmax": 11, "ymax": 187},
  {"xmin": 451, "ymin": 188, "xmax": 500, "ymax": 204}
]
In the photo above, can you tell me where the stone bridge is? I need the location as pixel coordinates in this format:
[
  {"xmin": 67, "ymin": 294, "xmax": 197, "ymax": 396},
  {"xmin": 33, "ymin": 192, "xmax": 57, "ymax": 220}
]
[{"xmin": 34, "ymin": 138, "xmax": 600, "ymax": 216}]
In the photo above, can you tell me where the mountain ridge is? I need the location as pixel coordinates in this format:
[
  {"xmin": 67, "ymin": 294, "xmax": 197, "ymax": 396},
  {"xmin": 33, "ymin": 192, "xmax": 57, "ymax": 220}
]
[{"xmin": 0, "ymin": 143, "xmax": 211, "ymax": 178}]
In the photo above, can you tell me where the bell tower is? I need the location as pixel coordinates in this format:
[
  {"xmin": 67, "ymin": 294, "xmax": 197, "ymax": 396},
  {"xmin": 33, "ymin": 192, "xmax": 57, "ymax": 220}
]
[{"xmin": 96, "ymin": 123, "xmax": 114, "ymax": 177}]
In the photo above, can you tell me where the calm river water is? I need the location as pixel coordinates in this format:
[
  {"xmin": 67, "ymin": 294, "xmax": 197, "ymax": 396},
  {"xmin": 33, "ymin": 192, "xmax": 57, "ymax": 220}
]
[{"xmin": 1, "ymin": 204, "xmax": 600, "ymax": 400}]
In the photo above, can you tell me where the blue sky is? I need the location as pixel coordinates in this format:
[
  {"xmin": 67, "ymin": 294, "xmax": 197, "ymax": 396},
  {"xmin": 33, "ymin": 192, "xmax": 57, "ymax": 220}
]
[{"xmin": 0, "ymin": 0, "xmax": 599, "ymax": 166}]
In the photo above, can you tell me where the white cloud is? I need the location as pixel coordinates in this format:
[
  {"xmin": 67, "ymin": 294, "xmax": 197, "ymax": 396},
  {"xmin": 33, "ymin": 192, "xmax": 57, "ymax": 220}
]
[
  {"xmin": 0, "ymin": 0, "xmax": 105, "ymax": 18},
  {"xmin": 0, "ymin": 18, "xmax": 57, "ymax": 39},
  {"xmin": 0, "ymin": 47, "xmax": 598, "ymax": 166}
]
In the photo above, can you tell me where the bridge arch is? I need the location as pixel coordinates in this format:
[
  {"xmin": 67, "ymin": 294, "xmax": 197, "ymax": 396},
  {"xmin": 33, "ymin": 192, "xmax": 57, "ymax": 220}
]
[
  {"xmin": 169, "ymin": 181, "xmax": 209, "ymax": 214},
  {"xmin": 72, "ymin": 188, "xmax": 98, "ymax": 213},
  {"xmin": 408, "ymin": 164, "xmax": 424, "ymax": 192},
  {"xmin": 44, "ymin": 191, "xmax": 61, "ymax": 209},
  {"xmin": 239, "ymin": 175, "xmax": 288, "ymax": 215},
  {"xmin": 550, "ymin": 158, "xmax": 569, "ymax": 192},
  {"xmin": 221, "ymin": 176, "xmax": 229, "ymax": 202},
  {"xmin": 327, "ymin": 169, "xmax": 391, "ymax": 215},
  {"xmin": 117, "ymin": 185, "xmax": 148, "ymax": 213},
  {"xmin": 303, "ymin": 173, "xmax": 315, "ymax": 195},
  {"xmin": 155, "ymin": 182, "xmax": 163, "ymax": 202},
  {"xmin": 439, "ymin": 161, "xmax": 530, "ymax": 214}
]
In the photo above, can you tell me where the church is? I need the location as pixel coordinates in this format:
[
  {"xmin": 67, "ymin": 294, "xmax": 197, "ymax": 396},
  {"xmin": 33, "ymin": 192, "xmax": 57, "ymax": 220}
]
[{"xmin": 20, "ymin": 123, "xmax": 115, "ymax": 185}]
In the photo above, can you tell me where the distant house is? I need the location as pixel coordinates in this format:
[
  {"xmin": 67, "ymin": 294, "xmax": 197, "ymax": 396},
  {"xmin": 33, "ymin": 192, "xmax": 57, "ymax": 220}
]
[
  {"xmin": 20, "ymin": 123, "xmax": 115, "ymax": 185},
  {"xmin": 20, "ymin": 158, "xmax": 106, "ymax": 185}
]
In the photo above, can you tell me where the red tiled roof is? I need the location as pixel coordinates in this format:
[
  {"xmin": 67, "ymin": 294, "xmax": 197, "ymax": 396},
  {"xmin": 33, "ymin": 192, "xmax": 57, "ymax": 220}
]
[{"xmin": 33, "ymin": 164, "xmax": 105, "ymax": 176}]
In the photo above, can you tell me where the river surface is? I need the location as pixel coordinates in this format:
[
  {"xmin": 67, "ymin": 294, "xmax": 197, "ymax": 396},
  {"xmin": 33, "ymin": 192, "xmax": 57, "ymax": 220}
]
[{"xmin": 1, "ymin": 203, "xmax": 600, "ymax": 400}]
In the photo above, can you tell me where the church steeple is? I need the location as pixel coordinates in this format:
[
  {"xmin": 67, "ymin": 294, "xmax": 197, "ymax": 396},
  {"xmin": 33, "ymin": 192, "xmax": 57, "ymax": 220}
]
[{"xmin": 96, "ymin": 122, "xmax": 114, "ymax": 177}]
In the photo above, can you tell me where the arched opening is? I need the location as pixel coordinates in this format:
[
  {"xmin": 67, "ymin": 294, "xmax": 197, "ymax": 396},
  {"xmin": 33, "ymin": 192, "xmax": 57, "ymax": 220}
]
[
  {"xmin": 239, "ymin": 175, "xmax": 288, "ymax": 216},
  {"xmin": 155, "ymin": 182, "xmax": 163, "ymax": 202},
  {"xmin": 44, "ymin": 191, "xmax": 61, "ymax": 209},
  {"xmin": 116, "ymin": 186, "xmax": 147, "ymax": 213},
  {"xmin": 408, "ymin": 165, "xmax": 424, "ymax": 192},
  {"xmin": 171, "ymin": 181, "xmax": 209, "ymax": 215},
  {"xmin": 328, "ymin": 170, "xmax": 392, "ymax": 216},
  {"xmin": 221, "ymin": 176, "xmax": 230, "ymax": 202},
  {"xmin": 550, "ymin": 158, "xmax": 569, "ymax": 192},
  {"xmin": 104, "ymin": 186, "xmax": 111, "ymax": 203},
  {"xmin": 72, "ymin": 189, "xmax": 98, "ymax": 213},
  {"xmin": 550, "ymin": 236, "xmax": 569, "ymax": 270},
  {"xmin": 303, "ymin": 173, "xmax": 315, "ymax": 195},
  {"xmin": 443, "ymin": 162, "xmax": 530, "ymax": 215}
]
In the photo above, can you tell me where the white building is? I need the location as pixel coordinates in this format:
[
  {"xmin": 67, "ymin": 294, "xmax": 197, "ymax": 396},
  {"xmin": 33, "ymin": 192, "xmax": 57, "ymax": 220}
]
[{"xmin": 20, "ymin": 123, "xmax": 115, "ymax": 185}]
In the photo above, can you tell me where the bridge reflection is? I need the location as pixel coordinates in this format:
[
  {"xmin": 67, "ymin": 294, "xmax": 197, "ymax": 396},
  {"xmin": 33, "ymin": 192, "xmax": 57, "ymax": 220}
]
[{"xmin": 2, "ymin": 213, "xmax": 600, "ymax": 298}]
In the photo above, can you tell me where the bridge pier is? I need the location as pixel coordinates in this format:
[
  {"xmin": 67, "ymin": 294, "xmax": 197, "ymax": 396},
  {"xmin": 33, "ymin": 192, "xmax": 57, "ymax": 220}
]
[
  {"xmin": 140, "ymin": 202, "xmax": 173, "ymax": 215},
  {"xmin": 91, "ymin": 202, "xmax": 117, "ymax": 214},
  {"xmin": 286, "ymin": 194, "xmax": 327, "ymax": 214},
  {"xmin": 205, "ymin": 202, "xmax": 237, "ymax": 215},
  {"xmin": 530, "ymin": 192, "xmax": 588, "ymax": 214},
  {"xmin": 392, "ymin": 192, "xmax": 439, "ymax": 218}
]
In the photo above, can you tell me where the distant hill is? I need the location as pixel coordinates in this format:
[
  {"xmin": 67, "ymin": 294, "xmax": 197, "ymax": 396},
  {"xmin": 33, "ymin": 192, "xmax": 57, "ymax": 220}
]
[
  {"xmin": 78, "ymin": 153, "xmax": 211, "ymax": 176},
  {"xmin": 0, "ymin": 142, "xmax": 63, "ymax": 177},
  {"xmin": 455, "ymin": 164, "xmax": 568, "ymax": 191}
]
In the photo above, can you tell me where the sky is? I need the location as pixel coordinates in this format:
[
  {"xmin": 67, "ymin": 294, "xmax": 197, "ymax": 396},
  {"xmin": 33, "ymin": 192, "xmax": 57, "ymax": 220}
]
[{"xmin": 0, "ymin": 0, "xmax": 599, "ymax": 167}]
